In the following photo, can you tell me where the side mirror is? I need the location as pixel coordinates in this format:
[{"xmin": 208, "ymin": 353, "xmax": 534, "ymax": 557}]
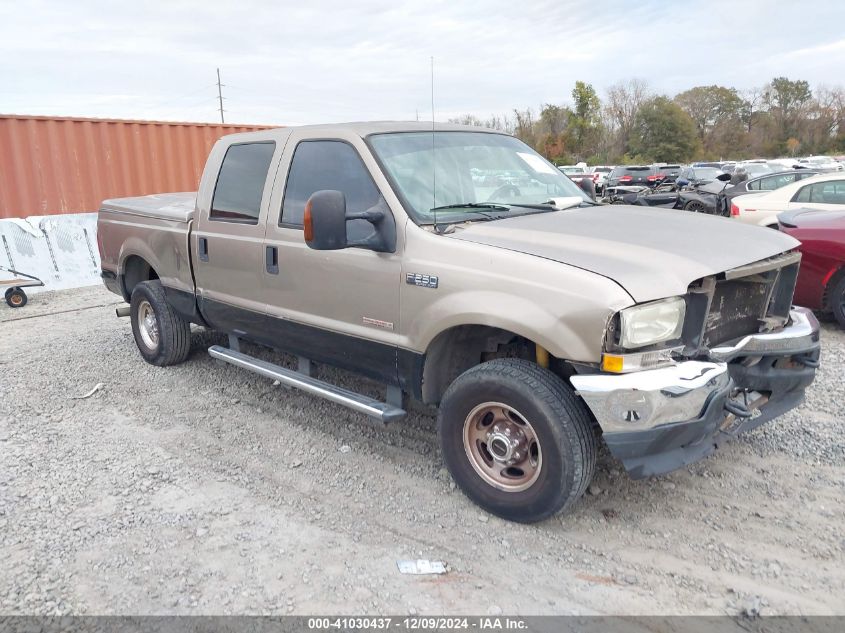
[
  {"xmin": 304, "ymin": 190, "xmax": 396, "ymax": 253},
  {"xmin": 716, "ymin": 173, "xmax": 732, "ymax": 182}
]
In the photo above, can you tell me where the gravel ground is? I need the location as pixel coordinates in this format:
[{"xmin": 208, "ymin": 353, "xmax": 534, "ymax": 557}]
[{"xmin": 1, "ymin": 286, "xmax": 843, "ymax": 616}]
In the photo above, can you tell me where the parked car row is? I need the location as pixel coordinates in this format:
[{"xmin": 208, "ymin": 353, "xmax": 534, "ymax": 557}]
[
  {"xmin": 592, "ymin": 163, "xmax": 845, "ymax": 332},
  {"xmin": 731, "ymin": 172, "xmax": 845, "ymax": 227},
  {"xmin": 563, "ymin": 154, "xmax": 843, "ymax": 194}
]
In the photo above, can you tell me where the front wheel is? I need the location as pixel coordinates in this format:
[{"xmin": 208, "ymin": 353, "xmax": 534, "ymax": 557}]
[
  {"xmin": 684, "ymin": 200, "xmax": 707, "ymax": 213},
  {"xmin": 438, "ymin": 359, "xmax": 597, "ymax": 523}
]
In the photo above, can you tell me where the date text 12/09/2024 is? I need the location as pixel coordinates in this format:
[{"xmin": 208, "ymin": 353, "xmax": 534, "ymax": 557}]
[{"xmin": 307, "ymin": 617, "xmax": 529, "ymax": 630}]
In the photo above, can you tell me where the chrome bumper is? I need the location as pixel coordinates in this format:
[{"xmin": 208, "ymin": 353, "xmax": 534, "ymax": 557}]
[
  {"xmin": 708, "ymin": 307, "xmax": 819, "ymax": 361},
  {"xmin": 570, "ymin": 307, "xmax": 820, "ymax": 434}
]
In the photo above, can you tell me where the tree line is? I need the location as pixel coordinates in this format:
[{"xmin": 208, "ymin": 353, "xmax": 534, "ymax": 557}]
[{"xmin": 449, "ymin": 78, "xmax": 845, "ymax": 165}]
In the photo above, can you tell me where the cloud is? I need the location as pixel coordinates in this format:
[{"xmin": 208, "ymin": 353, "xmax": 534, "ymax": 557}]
[{"xmin": 2, "ymin": 0, "xmax": 844, "ymax": 125}]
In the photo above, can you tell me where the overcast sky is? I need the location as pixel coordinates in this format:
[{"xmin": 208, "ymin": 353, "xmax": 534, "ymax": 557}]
[{"xmin": 3, "ymin": 0, "xmax": 844, "ymax": 126}]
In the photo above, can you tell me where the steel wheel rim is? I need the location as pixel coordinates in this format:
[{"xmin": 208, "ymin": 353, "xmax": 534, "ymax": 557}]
[
  {"xmin": 9, "ymin": 293, "xmax": 23, "ymax": 306},
  {"xmin": 462, "ymin": 402, "xmax": 542, "ymax": 493},
  {"xmin": 137, "ymin": 300, "xmax": 160, "ymax": 350}
]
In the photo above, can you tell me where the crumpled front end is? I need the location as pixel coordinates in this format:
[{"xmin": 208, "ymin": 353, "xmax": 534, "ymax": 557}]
[{"xmin": 570, "ymin": 250, "xmax": 821, "ymax": 478}]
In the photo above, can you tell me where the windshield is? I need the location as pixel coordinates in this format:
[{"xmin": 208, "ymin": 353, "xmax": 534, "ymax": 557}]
[{"xmin": 368, "ymin": 131, "xmax": 590, "ymax": 224}]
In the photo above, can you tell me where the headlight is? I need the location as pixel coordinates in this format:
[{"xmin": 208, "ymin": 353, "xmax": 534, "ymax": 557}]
[{"xmin": 618, "ymin": 297, "xmax": 686, "ymax": 349}]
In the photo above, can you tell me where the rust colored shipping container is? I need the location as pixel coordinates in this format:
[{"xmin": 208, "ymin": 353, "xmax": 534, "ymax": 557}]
[{"xmin": 0, "ymin": 114, "xmax": 276, "ymax": 219}]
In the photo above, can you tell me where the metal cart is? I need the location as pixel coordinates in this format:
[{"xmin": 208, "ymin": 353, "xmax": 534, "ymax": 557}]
[{"xmin": 0, "ymin": 265, "xmax": 44, "ymax": 308}]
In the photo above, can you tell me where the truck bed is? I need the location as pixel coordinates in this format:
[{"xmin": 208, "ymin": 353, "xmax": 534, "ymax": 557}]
[
  {"xmin": 100, "ymin": 192, "xmax": 196, "ymax": 222},
  {"xmin": 97, "ymin": 192, "xmax": 197, "ymax": 302}
]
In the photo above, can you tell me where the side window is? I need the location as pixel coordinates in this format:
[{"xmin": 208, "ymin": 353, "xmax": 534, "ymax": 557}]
[
  {"xmin": 210, "ymin": 142, "xmax": 276, "ymax": 223},
  {"xmin": 794, "ymin": 183, "xmax": 813, "ymax": 203},
  {"xmin": 827, "ymin": 180, "xmax": 845, "ymax": 204},
  {"xmin": 281, "ymin": 140, "xmax": 383, "ymax": 227},
  {"xmin": 747, "ymin": 178, "xmax": 762, "ymax": 190}
]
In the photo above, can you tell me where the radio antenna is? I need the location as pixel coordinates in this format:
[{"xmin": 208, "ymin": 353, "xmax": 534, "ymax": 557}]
[{"xmin": 431, "ymin": 55, "xmax": 439, "ymax": 232}]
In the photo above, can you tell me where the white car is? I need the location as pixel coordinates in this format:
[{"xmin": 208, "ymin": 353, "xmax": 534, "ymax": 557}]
[
  {"xmin": 730, "ymin": 172, "xmax": 845, "ymax": 227},
  {"xmin": 796, "ymin": 156, "xmax": 844, "ymax": 172},
  {"xmin": 588, "ymin": 165, "xmax": 614, "ymax": 192}
]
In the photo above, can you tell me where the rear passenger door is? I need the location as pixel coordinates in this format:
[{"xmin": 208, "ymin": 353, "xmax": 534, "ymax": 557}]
[{"xmin": 193, "ymin": 136, "xmax": 286, "ymax": 332}]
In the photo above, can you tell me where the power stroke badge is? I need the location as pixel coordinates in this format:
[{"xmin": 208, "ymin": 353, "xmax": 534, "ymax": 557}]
[{"xmin": 406, "ymin": 272, "xmax": 439, "ymax": 289}]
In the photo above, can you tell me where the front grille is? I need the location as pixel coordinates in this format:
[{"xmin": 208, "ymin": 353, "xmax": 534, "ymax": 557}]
[
  {"xmin": 701, "ymin": 258, "xmax": 800, "ymax": 347},
  {"xmin": 704, "ymin": 278, "xmax": 774, "ymax": 346}
]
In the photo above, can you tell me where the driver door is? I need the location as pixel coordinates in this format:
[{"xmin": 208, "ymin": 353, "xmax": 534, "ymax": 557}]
[{"xmin": 260, "ymin": 132, "xmax": 403, "ymax": 385}]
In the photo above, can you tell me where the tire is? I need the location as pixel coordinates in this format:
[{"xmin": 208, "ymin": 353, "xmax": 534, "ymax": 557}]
[
  {"xmin": 5, "ymin": 287, "xmax": 27, "ymax": 308},
  {"xmin": 830, "ymin": 274, "xmax": 845, "ymax": 329},
  {"xmin": 130, "ymin": 280, "xmax": 191, "ymax": 366},
  {"xmin": 438, "ymin": 358, "xmax": 597, "ymax": 523},
  {"xmin": 684, "ymin": 200, "xmax": 707, "ymax": 213}
]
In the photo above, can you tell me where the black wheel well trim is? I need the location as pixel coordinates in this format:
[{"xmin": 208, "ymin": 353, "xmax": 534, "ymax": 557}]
[
  {"xmin": 120, "ymin": 255, "xmax": 159, "ymax": 301},
  {"xmin": 418, "ymin": 324, "xmax": 576, "ymax": 405},
  {"xmin": 822, "ymin": 264, "xmax": 845, "ymax": 311}
]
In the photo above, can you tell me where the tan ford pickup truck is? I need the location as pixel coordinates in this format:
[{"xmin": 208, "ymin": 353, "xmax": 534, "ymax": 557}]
[{"xmin": 98, "ymin": 122, "xmax": 820, "ymax": 522}]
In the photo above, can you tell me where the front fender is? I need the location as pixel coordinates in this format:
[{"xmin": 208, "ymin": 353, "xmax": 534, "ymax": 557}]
[{"xmin": 419, "ymin": 290, "xmax": 613, "ymax": 362}]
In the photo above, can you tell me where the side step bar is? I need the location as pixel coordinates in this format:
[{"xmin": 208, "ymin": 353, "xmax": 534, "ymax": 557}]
[{"xmin": 208, "ymin": 345, "xmax": 406, "ymax": 423}]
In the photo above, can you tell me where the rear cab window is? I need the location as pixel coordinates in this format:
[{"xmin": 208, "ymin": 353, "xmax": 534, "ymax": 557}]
[{"xmin": 210, "ymin": 142, "xmax": 276, "ymax": 223}]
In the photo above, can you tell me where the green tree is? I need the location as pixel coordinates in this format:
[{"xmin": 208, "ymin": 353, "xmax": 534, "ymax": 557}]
[
  {"xmin": 629, "ymin": 96, "xmax": 700, "ymax": 162},
  {"xmin": 573, "ymin": 81, "xmax": 601, "ymax": 122},
  {"xmin": 764, "ymin": 77, "xmax": 813, "ymax": 150},
  {"xmin": 567, "ymin": 81, "xmax": 603, "ymax": 159},
  {"xmin": 674, "ymin": 85, "xmax": 746, "ymax": 157}
]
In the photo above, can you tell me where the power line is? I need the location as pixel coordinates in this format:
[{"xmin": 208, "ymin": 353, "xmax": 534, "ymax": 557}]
[{"xmin": 143, "ymin": 84, "xmax": 217, "ymax": 111}]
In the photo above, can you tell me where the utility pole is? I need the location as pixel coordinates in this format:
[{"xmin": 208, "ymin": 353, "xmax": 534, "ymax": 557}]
[{"xmin": 216, "ymin": 68, "xmax": 225, "ymax": 123}]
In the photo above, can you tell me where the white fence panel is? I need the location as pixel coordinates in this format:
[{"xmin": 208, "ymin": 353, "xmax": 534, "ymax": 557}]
[{"xmin": 0, "ymin": 212, "xmax": 100, "ymax": 294}]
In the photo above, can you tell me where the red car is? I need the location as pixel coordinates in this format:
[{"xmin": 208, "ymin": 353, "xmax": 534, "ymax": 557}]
[{"xmin": 778, "ymin": 208, "xmax": 845, "ymax": 327}]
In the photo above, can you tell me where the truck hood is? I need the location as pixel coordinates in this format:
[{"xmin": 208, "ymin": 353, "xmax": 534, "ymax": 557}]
[{"xmin": 449, "ymin": 205, "xmax": 799, "ymax": 302}]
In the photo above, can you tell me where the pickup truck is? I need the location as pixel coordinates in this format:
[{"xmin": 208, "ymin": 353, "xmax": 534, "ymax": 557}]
[{"xmin": 98, "ymin": 122, "xmax": 820, "ymax": 523}]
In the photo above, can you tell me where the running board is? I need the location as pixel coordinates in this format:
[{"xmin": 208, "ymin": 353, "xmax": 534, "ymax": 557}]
[{"xmin": 208, "ymin": 345, "xmax": 406, "ymax": 423}]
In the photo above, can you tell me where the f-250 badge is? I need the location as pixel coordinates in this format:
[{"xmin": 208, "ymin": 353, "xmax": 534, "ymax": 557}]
[{"xmin": 406, "ymin": 272, "xmax": 439, "ymax": 289}]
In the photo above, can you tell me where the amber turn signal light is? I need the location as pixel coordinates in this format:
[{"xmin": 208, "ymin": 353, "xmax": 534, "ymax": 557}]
[
  {"xmin": 303, "ymin": 200, "xmax": 313, "ymax": 242},
  {"xmin": 601, "ymin": 354, "xmax": 625, "ymax": 373}
]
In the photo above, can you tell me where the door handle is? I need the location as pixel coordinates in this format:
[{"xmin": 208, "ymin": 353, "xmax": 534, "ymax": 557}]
[
  {"xmin": 265, "ymin": 245, "xmax": 279, "ymax": 274},
  {"xmin": 198, "ymin": 237, "xmax": 209, "ymax": 262}
]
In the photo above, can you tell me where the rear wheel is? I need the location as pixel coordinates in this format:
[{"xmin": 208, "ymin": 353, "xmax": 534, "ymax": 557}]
[
  {"xmin": 4, "ymin": 287, "xmax": 27, "ymax": 308},
  {"xmin": 438, "ymin": 358, "xmax": 597, "ymax": 523},
  {"xmin": 684, "ymin": 200, "xmax": 707, "ymax": 213},
  {"xmin": 130, "ymin": 280, "xmax": 191, "ymax": 366},
  {"xmin": 830, "ymin": 275, "xmax": 845, "ymax": 329}
]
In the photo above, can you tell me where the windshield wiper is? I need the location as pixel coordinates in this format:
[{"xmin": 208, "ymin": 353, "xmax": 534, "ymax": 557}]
[
  {"xmin": 429, "ymin": 202, "xmax": 511, "ymax": 212},
  {"xmin": 495, "ymin": 199, "xmax": 599, "ymax": 211}
]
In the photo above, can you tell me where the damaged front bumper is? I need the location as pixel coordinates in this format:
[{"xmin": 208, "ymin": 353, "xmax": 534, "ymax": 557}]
[{"xmin": 570, "ymin": 307, "xmax": 820, "ymax": 479}]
